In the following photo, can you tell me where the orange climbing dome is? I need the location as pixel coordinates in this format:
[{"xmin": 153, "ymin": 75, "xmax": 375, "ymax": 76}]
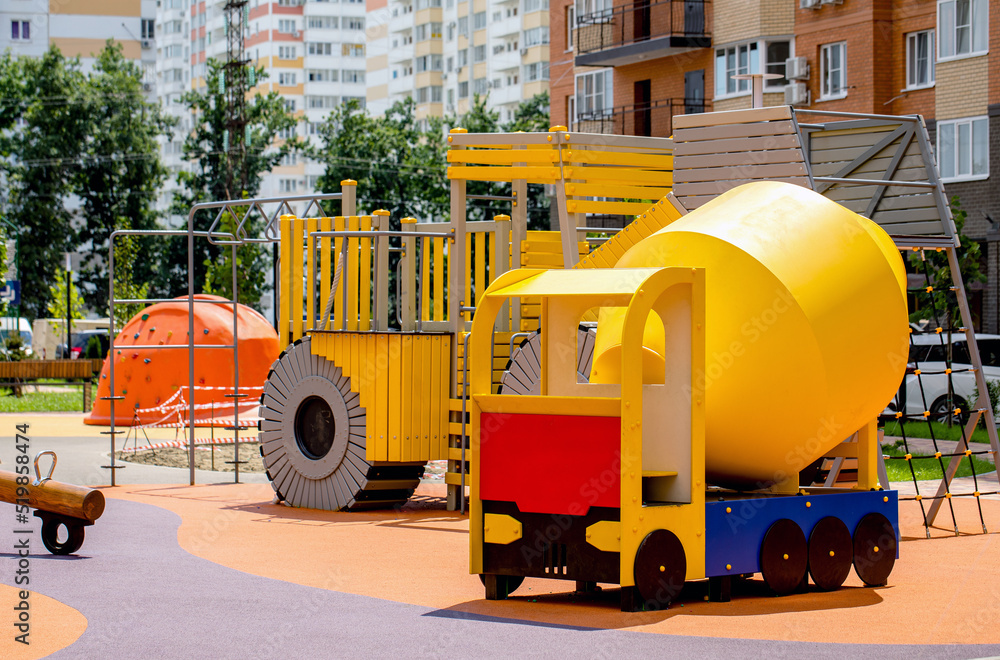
[{"xmin": 86, "ymin": 295, "xmax": 281, "ymax": 426}]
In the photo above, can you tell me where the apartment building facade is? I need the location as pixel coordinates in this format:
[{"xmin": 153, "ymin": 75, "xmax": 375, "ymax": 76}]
[
  {"xmin": 1, "ymin": 0, "xmax": 156, "ymax": 75},
  {"xmin": 154, "ymin": 0, "xmax": 369, "ymax": 219},
  {"xmin": 366, "ymin": 0, "xmax": 550, "ymax": 125},
  {"xmin": 551, "ymin": 0, "xmax": 1000, "ymax": 331}
]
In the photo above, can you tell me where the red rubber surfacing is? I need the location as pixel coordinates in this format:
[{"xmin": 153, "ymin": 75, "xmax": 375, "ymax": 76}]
[{"xmin": 479, "ymin": 412, "xmax": 621, "ymax": 516}]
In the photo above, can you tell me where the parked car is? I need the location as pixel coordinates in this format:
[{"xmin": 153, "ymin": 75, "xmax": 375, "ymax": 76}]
[
  {"xmin": 0, "ymin": 317, "xmax": 33, "ymax": 356},
  {"xmin": 886, "ymin": 332, "xmax": 1000, "ymax": 422},
  {"xmin": 56, "ymin": 330, "xmax": 110, "ymax": 360}
]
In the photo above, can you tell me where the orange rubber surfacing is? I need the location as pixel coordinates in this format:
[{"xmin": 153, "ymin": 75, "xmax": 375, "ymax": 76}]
[
  {"xmin": 0, "ymin": 584, "xmax": 88, "ymax": 660},
  {"xmin": 104, "ymin": 484, "xmax": 1000, "ymax": 645},
  {"xmin": 86, "ymin": 295, "xmax": 280, "ymax": 426}
]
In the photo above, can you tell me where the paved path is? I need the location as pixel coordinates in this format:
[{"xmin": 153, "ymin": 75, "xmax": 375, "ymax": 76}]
[{"xmin": 2, "ymin": 498, "xmax": 997, "ymax": 659}]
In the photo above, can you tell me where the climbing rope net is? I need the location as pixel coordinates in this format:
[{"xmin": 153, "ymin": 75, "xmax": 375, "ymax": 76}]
[{"xmin": 882, "ymin": 247, "xmax": 1000, "ymax": 536}]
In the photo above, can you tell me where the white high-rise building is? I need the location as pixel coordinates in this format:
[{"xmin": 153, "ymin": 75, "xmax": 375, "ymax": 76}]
[
  {"xmin": 367, "ymin": 0, "xmax": 550, "ymax": 125},
  {"xmin": 155, "ymin": 0, "xmax": 369, "ymax": 227}
]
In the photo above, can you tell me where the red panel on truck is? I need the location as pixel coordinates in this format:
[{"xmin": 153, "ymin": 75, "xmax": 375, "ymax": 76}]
[{"xmin": 479, "ymin": 412, "xmax": 621, "ymax": 516}]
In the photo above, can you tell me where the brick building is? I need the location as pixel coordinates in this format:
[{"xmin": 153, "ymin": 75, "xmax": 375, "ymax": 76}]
[{"xmin": 550, "ymin": 0, "xmax": 999, "ymax": 330}]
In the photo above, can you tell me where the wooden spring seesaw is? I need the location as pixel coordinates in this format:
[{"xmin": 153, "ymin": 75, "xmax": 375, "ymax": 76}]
[{"xmin": 0, "ymin": 451, "xmax": 105, "ymax": 554}]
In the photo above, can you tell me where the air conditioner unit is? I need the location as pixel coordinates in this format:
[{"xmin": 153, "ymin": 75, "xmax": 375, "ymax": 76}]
[
  {"xmin": 292, "ymin": 30, "xmax": 300, "ymax": 38},
  {"xmin": 785, "ymin": 56, "xmax": 809, "ymax": 80},
  {"xmin": 799, "ymin": 0, "xmax": 820, "ymax": 8},
  {"xmin": 519, "ymin": 47, "xmax": 528, "ymax": 56},
  {"xmin": 442, "ymin": 72, "xmax": 448, "ymax": 80},
  {"xmin": 142, "ymin": 82, "xmax": 153, "ymax": 92},
  {"xmin": 784, "ymin": 82, "xmax": 809, "ymax": 106},
  {"xmin": 141, "ymin": 39, "xmax": 153, "ymax": 49}
]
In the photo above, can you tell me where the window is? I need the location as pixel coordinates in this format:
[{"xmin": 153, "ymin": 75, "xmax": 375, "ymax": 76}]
[
  {"xmin": 523, "ymin": 62, "xmax": 549, "ymax": 82},
  {"xmin": 278, "ymin": 126, "xmax": 297, "ymax": 139},
  {"xmin": 523, "ymin": 27, "xmax": 549, "ymax": 47},
  {"xmin": 417, "ymin": 87, "xmax": 429, "ymax": 103},
  {"xmin": 278, "ymin": 72, "xmax": 297, "ymax": 86},
  {"xmin": 307, "ymin": 95, "xmax": 340, "ymax": 109},
  {"xmin": 575, "ymin": 0, "xmax": 609, "ymax": 18},
  {"xmin": 280, "ymin": 153, "xmax": 298, "ymax": 166},
  {"xmin": 278, "ymin": 46, "xmax": 297, "ymax": 59},
  {"xmin": 416, "ymin": 0, "xmax": 442, "ymax": 8},
  {"xmin": 278, "ymin": 19, "xmax": 297, "ymax": 33},
  {"xmin": 938, "ymin": 116, "xmax": 988, "ymax": 181},
  {"xmin": 447, "ymin": 56, "xmax": 454, "ymax": 72},
  {"xmin": 575, "ymin": 69, "xmax": 612, "ymax": 118},
  {"xmin": 524, "ymin": 0, "xmax": 549, "ymax": 12},
  {"xmin": 458, "ymin": 50, "xmax": 468, "ymax": 67},
  {"xmin": 308, "ymin": 69, "xmax": 338, "ymax": 82},
  {"xmin": 906, "ymin": 30, "xmax": 935, "ymax": 89},
  {"xmin": 938, "ymin": 0, "xmax": 988, "ymax": 60},
  {"xmin": 278, "ymin": 0, "xmax": 302, "ymax": 5},
  {"xmin": 284, "ymin": 99, "xmax": 296, "ymax": 112},
  {"xmin": 447, "ymin": 24, "xmax": 455, "ymax": 41},
  {"xmin": 141, "ymin": 19, "xmax": 155, "ymax": 39},
  {"xmin": 343, "ymin": 44, "xmax": 365, "ymax": 57},
  {"xmin": 820, "ymin": 42, "xmax": 847, "ymax": 99},
  {"xmin": 474, "ymin": 45, "xmax": 486, "ymax": 62},
  {"xmin": 459, "ymin": 81, "xmax": 469, "ymax": 98},
  {"xmin": 307, "ymin": 17, "xmax": 338, "ymax": 29},
  {"xmin": 346, "ymin": 18, "xmax": 365, "ymax": 30},
  {"xmin": 307, "ymin": 42, "xmax": 333, "ymax": 55},
  {"xmin": 764, "ymin": 41, "xmax": 790, "ymax": 90},
  {"xmin": 473, "ymin": 12, "xmax": 487, "ymax": 29},
  {"xmin": 458, "ymin": 17, "xmax": 468, "ymax": 34},
  {"xmin": 279, "ymin": 179, "xmax": 298, "ymax": 193},
  {"xmin": 474, "ymin": 77, "xmax": 487, "ymax": 95},
  {"xmin": 10, "ymin": 20, "xmax": 30, "ymax": 41},
  {"xmin": 566, "ymin": 5, "xmax": 575, "ymax": 50},
  {"xmin": 342, "ymin": 69, "xmax": 365, "ymax": 83},
  {"xmin": 714, "ymin": 43, "xmax": 758, "ymax": 97},
  {"xmin": 164, "ymin": 44, "xmax": 183, "ymax": 58},
  {"xmin": 415, "ymin": 23, "xmax": 441, "ymax": 40}
]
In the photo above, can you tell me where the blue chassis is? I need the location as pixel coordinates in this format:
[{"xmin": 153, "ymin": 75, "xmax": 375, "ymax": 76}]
[{"xmin": 703, "ymin": 489, "xmax": 899, "ymax": 578}]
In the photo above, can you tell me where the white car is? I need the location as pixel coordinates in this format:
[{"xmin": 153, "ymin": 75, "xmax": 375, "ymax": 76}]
[{"xmin": 887, "ymin": 332, "xmax": 1000, "ymax": 422}]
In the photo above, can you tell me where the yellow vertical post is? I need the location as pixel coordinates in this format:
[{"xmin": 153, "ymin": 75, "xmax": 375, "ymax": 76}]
[
  {"xmin": 333, "ymin": 216, "xmax": 345, "ymax": 330},
  {"xmin": 359, "ymin": 215, "xmax": 372, "ymax": 331},
  {"xmin": 305, "ymin": 217, "xmax": 318, "ymax": 330},
  {"xmin": 320, "ymin": 216, "xmax": 332, "ymax": 329},
  {"xmin": 341, "ymin": 179, "xmax": 356, "ymax": 216},
  {"xmin": 347, "ymin": 216, "xmax": 360, "ymax": 331},
  {"xmin": 421, "ymin": 236, "xmax": 431, "ymax": 325},
  {"xmin": 464, "ymin": 237, "xmax": 472, "ymax": 323},
  {"xmin": 433, "ymin": 237, "xmax": 444, "ymax": 322},
  {"xmin": 372, "ymin": 210, "xmax": 390, "ymax": 331},
  {"xmin": 856, "ymin": 418, "xmax": 880, "ymax": 491},
  {"xmin": 419, "ymin": 336, "xmax": 432, "ymax": 459},
  {"xmin": 291, "ymin": 216, "xmax": 304, "ymax": 342},
  {"xmin": 278, "ymin": 214, "xmax": 293, "ymax": 345},
  {"xmin": 400, "ymin": 217, "xmax": 417, "ymax": 331},
  {"xmin": 493, "ymin": 215, "xmax": 511, "ymax": 331},
  {"xmin": 474, "ymin": 230, "xmax": 486, "ymax": 307}
]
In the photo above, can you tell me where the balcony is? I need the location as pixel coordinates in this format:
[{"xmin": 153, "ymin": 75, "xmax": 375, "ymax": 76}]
[
  {"xmin": 574, "ymin": 97, "xmax": 710, "ymax": 137},
  {"xmin": 575, "ymin": 0, "xmax": 710, "ymax": 68}
]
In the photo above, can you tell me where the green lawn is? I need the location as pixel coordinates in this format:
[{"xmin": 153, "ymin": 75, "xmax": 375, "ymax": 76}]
[
  {"xmin": 882, "ymin": 419, "xmax": 991, "ymax": 444},
  {"xmin": 883, "ymin": 441, "xmax": 995, "ymax": 482},
  {"xmin": 0, "ymin": 387, "xmax": 87, "ymax": 413}
]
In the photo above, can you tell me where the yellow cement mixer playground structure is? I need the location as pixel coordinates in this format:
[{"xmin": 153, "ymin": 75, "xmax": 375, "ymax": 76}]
[{"xmin": 99, "ymin": 105, "xmax": 1000, "ymax": 611}]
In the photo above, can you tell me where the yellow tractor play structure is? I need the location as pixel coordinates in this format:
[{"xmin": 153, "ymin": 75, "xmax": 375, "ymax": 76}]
[{"xmin": 258, "ymin": 102, "xmax": 999, "ymax": 562}]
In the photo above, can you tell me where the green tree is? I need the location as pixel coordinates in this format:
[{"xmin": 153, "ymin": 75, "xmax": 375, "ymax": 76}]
[
  {"xmin": 74, "ymin": 41, "xmax": 173, "ymax": 314},
  {"xmin": 201, "ymin": 208, "xmax": 269, "ymax": 309},
  {"xmin": 165, "ymin": 59, "xmax": 300, "ymax": 309},
  {"xmin": 909, "ymin": 196, "xmax": 986, "ymax": 328},
  {"xmin": 502, "ymin": 92, "xmax": 551, "ymax": 229},
  {"xmin": 112, "ymin": 217, "xmax": 151, "ymax": 327},
  {"xmin": 0, "ymin": 47, "xmax": 89, "ymax": 318},
  {"xmin": 314, "ymin": 97, "xmax": 449, "ymax": 220},
  {"xmin": 46, "ymin": 267, "xmax": 86, "ymax": 320}
]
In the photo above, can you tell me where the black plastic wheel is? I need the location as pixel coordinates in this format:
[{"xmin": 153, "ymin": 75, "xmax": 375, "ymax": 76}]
[
  {"xmin": 481, "ymin": 574, "xmax": 525, "ymax": 600},
  {"xmin": 634, "ymin": 529, "xmax": 687, "ymax": 609},
  {"xmin": 853, "ymin": 512, "xmax": 897, "ymax": 587},
  {"xmin": 40, "ymin": 518, "xmax": 85, "ymax": 555},
  {"xmin": 808, "ymin": 516, "xmax": 853, "ymax": 591},
  {"xmin": 759, "ymin": 519, "xmax": 808, "ymax": 595}
]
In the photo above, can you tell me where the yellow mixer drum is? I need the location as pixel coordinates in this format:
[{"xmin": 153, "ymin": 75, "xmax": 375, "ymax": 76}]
[{"xmin": 590, "ymin": 181, "xmax": 908, "ymax": 489}]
